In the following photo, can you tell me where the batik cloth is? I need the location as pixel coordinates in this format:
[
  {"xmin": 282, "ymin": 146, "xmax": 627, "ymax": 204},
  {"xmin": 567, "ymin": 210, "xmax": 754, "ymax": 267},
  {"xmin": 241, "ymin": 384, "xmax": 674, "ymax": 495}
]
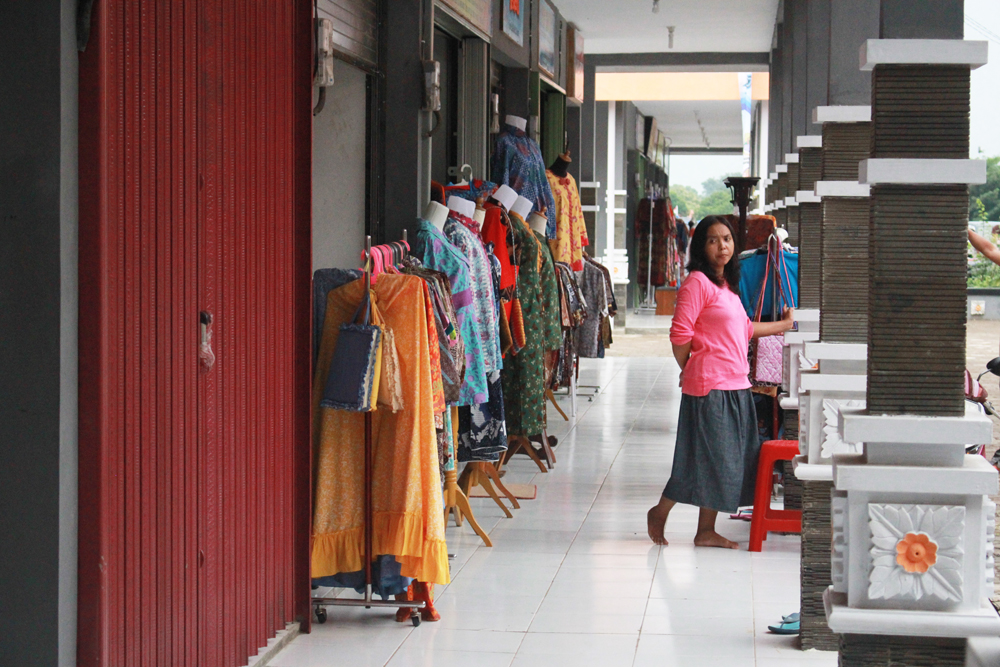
[
  {"xmin": 575, "ymin": 260, "xmax": 609, "ymax": 359},
  {"xmin": 444, "ymin": 213, "xmax": 502, "ymax": 375},
  {"xmin": 546, "ymin": 171, "xmax": 589, "ymax": 270},
  {"xmin": 490, "ymin": 123, "xmax": 558, "ymax": 239},
  {"xmin": 500, "ymin": 214, "xmax": 562, "ymax": 436},
  {"xmin": 416, "ymin": 219, "xmax": 489, "ymax": 405},
  {"xmin": 312, "ymin": 274, "xmax": 449, "ymax": 585}
]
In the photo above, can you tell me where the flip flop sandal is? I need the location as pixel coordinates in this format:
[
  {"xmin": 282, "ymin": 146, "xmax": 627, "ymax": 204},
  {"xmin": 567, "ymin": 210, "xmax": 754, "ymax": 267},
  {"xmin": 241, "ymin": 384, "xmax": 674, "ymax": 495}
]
[
  {"xmin": 768, "ymin": 619, "xmax": 800, "ymax": 635},
  {"xmin": 782, "ymin": 612, "xmax": 800, "ymax": 623},
  {"xmin": 729, "ymin": 508, "xmax": 753, "ymax": 521}
]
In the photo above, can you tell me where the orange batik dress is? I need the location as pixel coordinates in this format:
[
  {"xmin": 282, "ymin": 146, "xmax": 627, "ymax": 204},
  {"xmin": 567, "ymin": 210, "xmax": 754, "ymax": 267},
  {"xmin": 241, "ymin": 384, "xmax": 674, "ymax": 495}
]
[{"xmin": 311, "ymin": 274, "xmax": 450, "ymax": 586}]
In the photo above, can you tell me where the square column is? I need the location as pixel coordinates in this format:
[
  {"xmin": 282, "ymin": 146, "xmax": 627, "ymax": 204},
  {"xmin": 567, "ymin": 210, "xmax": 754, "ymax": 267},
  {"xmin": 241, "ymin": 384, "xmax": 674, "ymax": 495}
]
[{"xmin": 825, "ymin": 36, "xmax": 996, "ymax": 666}]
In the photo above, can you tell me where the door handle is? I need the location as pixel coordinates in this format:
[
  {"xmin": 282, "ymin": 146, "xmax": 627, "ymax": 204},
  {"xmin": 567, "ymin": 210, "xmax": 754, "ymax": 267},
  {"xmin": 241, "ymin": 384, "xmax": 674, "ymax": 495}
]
[{"xmin": 199, "ymin": 311, "xmax": 215, "ymax": 371}]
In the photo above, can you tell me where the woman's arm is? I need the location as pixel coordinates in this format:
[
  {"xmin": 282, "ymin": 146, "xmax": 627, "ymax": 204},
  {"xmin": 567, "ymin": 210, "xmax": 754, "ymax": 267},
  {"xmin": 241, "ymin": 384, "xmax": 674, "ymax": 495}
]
[
  {"xmin": 672, "ymin": 342, "xmax": 692, "ymax": 371},
  {"xmin": 969, "ymin": 229, "xmax": 1000, "ymax": 266},
  {"xmin": 752, "ymin": 307, "xmax": 795, "ymax": 339}
]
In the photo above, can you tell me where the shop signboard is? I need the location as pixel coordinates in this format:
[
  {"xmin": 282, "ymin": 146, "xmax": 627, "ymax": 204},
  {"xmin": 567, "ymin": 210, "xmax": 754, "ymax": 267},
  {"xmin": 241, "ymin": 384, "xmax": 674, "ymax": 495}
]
[
  {"xmin": 502, "ymin": 0, "xmax": 525, "ymax": 46},
  {"xmin": 438, "ymin": 0, "xmax": 492, "ymax": 37},
  {"xmin": 538, "ymin": 1, "xmax": 558, "ymax": 78}
]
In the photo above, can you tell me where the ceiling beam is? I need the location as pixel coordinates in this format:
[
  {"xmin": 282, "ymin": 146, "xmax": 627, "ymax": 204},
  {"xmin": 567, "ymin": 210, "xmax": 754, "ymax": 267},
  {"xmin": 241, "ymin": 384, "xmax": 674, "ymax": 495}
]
[
  {"xmin": 668, "ymin": 147, "xmax": 745, "ymax": 155},
  {"xmin": 588, "ymin": 52, "xmax": 771, "ymax": 72}
]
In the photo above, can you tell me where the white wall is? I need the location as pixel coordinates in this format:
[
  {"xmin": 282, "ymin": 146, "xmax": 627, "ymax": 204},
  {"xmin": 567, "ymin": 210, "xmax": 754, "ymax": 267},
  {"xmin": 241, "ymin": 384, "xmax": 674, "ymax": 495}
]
[{"xmin": 313, "ymin": 58, "xmax": 367, "ymax": 271}]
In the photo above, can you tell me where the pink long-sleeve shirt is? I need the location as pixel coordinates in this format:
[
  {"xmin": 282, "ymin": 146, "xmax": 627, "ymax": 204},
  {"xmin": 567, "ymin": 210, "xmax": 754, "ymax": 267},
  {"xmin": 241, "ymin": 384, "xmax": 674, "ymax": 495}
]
[{"xmin": 669, "ymin": 271, "xmax": 754, "ymax": 396}]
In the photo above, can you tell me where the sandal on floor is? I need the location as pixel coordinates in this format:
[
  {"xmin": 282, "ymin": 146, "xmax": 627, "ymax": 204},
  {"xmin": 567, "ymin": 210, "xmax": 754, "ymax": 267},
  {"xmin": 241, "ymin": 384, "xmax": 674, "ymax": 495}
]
[
  {"xmin": 729, "ymin": 508, "xmax": 753, "ymax": 521},
  {"xmin": 768, "ymin": 618, "xmax": 800, "ymax": 635}
]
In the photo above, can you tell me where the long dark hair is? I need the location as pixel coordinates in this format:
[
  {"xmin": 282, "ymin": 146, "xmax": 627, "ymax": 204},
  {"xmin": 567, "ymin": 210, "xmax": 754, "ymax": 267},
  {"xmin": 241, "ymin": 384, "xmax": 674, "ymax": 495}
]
[{"xmin": 687, "ymin": 215, "xmax": 741, "ymax": 293}]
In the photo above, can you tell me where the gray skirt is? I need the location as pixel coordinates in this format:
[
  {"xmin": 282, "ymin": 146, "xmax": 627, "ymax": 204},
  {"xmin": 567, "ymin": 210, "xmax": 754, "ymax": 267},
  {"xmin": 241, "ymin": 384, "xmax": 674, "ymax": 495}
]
[{"xmin": 662, "ymin": 388, "xmax": 760, "ymax": 514}]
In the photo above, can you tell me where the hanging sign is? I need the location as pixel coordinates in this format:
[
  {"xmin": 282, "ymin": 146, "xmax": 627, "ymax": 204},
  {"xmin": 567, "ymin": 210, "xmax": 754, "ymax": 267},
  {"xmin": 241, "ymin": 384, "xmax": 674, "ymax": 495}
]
[
  {"xmin": 538, "ymin": 1, "xmax": 558, "ymax": 78},
  {"xmin": 503, "ymin": 0, "xmax": 525, "ymax": 46},
  {"xmin": 566, "ymin": 26, "xmax": 584, "ymax": 104}
]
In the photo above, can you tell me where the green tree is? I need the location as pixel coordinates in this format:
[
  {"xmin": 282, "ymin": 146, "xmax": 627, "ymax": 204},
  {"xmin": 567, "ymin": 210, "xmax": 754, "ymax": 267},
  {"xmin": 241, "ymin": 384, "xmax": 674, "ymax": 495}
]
[
  {"xmin": 701, "ymin": 172, "xmax": 741, "ymax": 197},
  {"xmin": 695, "ymin": 189, "xmax": 735, "ymax": 218},
  {"xmin": 669, "ymin": 184, "xmax": 700, "ymax": 217},
  {"xmin": 970, "ymin": 155, "xmax": 1000, "ymax": 221}
]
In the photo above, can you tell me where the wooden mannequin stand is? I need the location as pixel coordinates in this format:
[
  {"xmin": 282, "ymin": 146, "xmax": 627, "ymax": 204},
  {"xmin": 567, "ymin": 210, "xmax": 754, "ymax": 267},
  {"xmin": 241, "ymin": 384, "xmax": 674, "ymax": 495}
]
[
  {"xmin": 459, "ymin": 461, "xmax": 520, "ymax": 517},
  {"xmin": 441, "ymin": 407, "xmax": 492, "ymax": 546}
]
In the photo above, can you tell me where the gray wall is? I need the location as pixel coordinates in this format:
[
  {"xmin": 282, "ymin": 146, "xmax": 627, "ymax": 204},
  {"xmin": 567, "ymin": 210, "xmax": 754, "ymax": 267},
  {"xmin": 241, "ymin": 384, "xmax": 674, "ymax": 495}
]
[
  {"xmin": 1, "ymin": 0, "xmax": 78, "ymax": 665},
  {"xmin": 313, "ymin": 59, "xmax": 368, "ymax": 271}
]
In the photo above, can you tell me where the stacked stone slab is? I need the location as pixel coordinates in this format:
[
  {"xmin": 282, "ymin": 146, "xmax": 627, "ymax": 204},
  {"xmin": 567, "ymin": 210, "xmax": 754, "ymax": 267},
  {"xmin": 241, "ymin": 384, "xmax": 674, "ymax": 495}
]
[{"xmin": 796, "ymin": 138, "xmax": 824, "ymax": 310}]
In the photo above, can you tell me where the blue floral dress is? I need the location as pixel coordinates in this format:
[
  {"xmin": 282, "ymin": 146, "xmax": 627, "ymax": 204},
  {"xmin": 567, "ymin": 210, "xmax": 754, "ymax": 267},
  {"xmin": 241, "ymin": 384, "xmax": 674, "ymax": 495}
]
[{"xmin": 490, "ymin": 123, "xmax": 558, "ymax": 239}]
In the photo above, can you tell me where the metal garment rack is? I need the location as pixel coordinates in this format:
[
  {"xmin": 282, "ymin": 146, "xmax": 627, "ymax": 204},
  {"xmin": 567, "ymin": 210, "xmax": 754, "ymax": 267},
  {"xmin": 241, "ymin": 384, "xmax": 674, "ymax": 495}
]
[{"xmin": 312, "ymin": 232, "xmax": 426, "ymax": 626}]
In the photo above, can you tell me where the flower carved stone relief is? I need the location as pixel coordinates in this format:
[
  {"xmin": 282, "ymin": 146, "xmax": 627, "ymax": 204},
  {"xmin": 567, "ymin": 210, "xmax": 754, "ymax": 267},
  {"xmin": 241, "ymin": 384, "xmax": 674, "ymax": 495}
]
[
  {"xmin": 868, "ymin": 504, "xmax": 965, "ymax": 603},
  {"xmin": 821, "ymin": 399, "xmax": 865, "ymax": 459}
]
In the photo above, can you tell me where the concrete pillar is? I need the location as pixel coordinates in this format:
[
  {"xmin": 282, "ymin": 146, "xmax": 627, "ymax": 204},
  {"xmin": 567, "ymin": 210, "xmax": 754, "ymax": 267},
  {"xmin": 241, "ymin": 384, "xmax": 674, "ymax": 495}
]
[
  {"xmin": 781, "ymin": 2, "xmax": 794, "ymax": 158},
  {"xmin": 580, "ymin": 63, "xmax": 597, "ymax": 183},
  {"xmin": 0, "ymin": 1, "xmax": 79, "ymax": 665},
  {"xmin": 791, "ymin": 0, "xmax": 810, "ymax": 143},
  {"xmin": 768, "ymin": 29, "xmax": 784, "ymax": 173},
  {"xmin": 825, "ymin": 1, "xmax": 997, "ymax": 663},
  {"xmin": 828, "ymin": 0, "xmax": 880, "ymax": 104},
  {"xmin": 805, "ymin": 0, "xmax": 830, "ymax": 136}
]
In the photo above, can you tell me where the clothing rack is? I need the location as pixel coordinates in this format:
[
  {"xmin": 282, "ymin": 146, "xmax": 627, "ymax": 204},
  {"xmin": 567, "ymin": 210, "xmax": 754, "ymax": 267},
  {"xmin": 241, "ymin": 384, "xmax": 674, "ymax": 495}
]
[
  {"xmin": 312, "ymin": 232, "xmax": 427, "ymax": 626},
  {"xmin": 636, "ymin": 196, "xmax": 657, "ymax": 313}
]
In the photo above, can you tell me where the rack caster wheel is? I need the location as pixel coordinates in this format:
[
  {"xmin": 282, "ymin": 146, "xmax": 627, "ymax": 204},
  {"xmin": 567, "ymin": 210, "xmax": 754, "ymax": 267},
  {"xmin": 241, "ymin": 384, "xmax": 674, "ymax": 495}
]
[
  {"xmin": 411, "ymin": 614, "xmax": 421, "ymax": 627},
  {"xmin": 315, "ymin": 606, "xmax": 327, "ymax": 624}
]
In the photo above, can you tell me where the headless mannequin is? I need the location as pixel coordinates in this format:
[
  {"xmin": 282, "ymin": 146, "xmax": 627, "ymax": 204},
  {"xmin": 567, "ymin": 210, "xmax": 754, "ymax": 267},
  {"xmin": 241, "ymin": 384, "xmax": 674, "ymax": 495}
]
[
  {"xmin": 446, "ymin": 196, "xmax": 476, "ymax": 220},
  {"xmin": 548, "ymin": 151, "xmax": 572, "ymax": 178},
  {"xmin": 511, "ymin": 196, "xmax": 533, "ymax": 221},
  {"xmin": 473, "ymin": 207, "xmax": 487, "ymax": 225},
  {"xmin": 504, "ymin": 115, "xmax": 528, "ymax": 132},
  {"xmin": 528, "ymin": 212, "xmax": 547, "ymax": 235},
  {"xmin": 424, "ymin": 201, "xmax": 449, "ymax": 231}
]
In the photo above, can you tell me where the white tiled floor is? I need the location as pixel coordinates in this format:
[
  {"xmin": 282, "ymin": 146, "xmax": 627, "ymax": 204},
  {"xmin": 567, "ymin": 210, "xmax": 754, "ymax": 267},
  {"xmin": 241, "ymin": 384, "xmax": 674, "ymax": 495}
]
[{"xmin": 270, "ymin": 357, "xmax": 836, "ymax": 667}]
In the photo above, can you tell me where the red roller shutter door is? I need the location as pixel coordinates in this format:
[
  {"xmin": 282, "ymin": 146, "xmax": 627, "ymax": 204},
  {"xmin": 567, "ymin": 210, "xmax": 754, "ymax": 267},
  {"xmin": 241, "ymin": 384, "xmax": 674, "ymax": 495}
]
[{"xmin": 77, "ymin": 2, "xmax": 313, "ymax": 666}]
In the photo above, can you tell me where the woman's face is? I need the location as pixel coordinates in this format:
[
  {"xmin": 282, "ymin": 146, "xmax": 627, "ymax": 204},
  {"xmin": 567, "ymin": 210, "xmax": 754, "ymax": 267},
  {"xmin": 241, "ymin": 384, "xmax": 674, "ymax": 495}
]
[{"xmin": 704, "ymin": 223, "xmax": 734, "ymax": 272}]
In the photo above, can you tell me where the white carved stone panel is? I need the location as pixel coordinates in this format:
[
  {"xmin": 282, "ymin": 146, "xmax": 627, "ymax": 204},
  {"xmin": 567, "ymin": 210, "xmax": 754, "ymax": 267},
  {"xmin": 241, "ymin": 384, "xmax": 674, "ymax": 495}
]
[
  {"xmin": 868, "ymin": 504, "xmax": 965, "ymax": 603},
  {"xmin": 985, "ymin": 498, "xmax": 996, "ymax": 599},
  {"xmin": 832, "ymin": 492, "xmax": 848, "ymax": 593},
  {"xmin": 821, "ymin": 399, "xmax": 865, "ymax": 459}
]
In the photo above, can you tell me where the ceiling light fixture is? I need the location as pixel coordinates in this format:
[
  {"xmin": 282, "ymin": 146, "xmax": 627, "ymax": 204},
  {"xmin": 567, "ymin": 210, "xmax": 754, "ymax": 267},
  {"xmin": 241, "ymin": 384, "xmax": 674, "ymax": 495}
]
[
  {"xmin": 668, "ymin": 26, "xmax": 675, "ymax": 49},
  {"xmin": 652, "ymin": 0, "xmax": 660, "ymax": 14}
]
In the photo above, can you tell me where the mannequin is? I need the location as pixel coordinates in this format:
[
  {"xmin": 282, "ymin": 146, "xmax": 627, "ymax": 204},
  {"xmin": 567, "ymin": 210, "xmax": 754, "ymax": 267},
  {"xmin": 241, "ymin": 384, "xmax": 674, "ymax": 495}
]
[
  {"xmin": 528, "ymin": 212, "xmax": 548, "ymax": 235},
  {"xmin": 424, "ymin": 201, "xmax": 449, "ymax": 231},
  {"xmin": 511, "ymin": 196, "xmax": 534, "ymax": 221},
  {"xmin": 491, "ymin": 184, "xmax": 518, "ymax": 212},
  {"xmin": 446, "ymin": 196, "xmax": 476, "ymax": 220},
  {"xmin": 473, "ymin": 207, "xmax": 487, "ymax": 225},
  {"xmin": 504, "ymin": 114, "xmax": 528, "ymax": 132},
  {"xmin": 548, "ymin": 151, "xmax": 572, "ymax": 178}
]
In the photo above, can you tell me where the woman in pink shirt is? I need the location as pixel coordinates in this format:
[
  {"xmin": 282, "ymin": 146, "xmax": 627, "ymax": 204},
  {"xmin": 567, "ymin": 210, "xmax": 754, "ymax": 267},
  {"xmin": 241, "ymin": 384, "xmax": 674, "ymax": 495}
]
[{"xmin": 647, "ymin": 217, "xmax": 794, "ymax": 549}]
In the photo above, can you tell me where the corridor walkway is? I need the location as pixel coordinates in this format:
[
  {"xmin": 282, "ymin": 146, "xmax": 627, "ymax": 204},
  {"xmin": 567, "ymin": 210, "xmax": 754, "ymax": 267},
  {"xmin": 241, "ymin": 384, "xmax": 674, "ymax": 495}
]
[{"xmin": 270, "ymin": 357, "xmax": 836, "ymax": 667}]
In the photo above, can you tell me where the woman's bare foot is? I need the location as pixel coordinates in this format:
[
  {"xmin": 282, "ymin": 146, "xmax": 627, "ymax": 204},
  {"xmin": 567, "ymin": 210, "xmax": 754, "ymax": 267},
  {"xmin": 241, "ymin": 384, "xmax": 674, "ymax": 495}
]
[
  {"xmin": 693, "ymin": 529, "xmax": 739, "ymax": 549},
  {"xmin": 647, "ymin": 497, "xmax": 676, "ymax": 545},
  {"xmin": 647, "ymin": 507, "xmax": 669, "ymax": 545}
]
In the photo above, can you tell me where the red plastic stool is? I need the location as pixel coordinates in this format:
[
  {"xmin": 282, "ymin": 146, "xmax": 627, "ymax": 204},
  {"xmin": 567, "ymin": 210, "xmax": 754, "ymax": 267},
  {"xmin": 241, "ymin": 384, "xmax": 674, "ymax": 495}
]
[{"xmin": 748, "ymin": 440, "xmax": 802, "ymax": 552}]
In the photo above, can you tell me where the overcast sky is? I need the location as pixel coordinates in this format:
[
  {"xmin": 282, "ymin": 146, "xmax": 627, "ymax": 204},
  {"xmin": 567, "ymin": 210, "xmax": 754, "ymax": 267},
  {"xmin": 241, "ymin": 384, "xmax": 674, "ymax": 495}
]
[{"xmin": 670, "ymin": 5, "xmax": 1000, "ymax": 192}]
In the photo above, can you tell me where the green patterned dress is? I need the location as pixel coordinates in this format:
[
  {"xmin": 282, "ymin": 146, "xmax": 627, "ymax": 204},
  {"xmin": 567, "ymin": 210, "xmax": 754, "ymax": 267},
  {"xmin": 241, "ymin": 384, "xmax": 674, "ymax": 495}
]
[{"xmin": 501, "ymin": 214, "xmax": 563, "ymax": 436}]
